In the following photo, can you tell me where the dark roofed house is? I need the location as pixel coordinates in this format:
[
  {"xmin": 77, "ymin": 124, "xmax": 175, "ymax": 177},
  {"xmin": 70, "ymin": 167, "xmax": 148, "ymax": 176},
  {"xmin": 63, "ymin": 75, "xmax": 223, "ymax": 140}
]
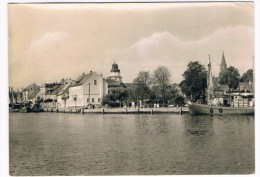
[
  {"xmin": 22, "ymin": 83, "xmax": 40, "ymax": 103},
  {"xmin": 38, "ymin": 83, "xmax": 62, "ymax": 108}
]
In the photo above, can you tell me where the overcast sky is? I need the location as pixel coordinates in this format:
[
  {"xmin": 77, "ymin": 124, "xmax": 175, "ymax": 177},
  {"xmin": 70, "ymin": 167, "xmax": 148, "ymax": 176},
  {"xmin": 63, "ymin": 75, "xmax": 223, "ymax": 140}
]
[{"xmin": 9, "ymin": 2, "xmax": 254, "ymax": 89}]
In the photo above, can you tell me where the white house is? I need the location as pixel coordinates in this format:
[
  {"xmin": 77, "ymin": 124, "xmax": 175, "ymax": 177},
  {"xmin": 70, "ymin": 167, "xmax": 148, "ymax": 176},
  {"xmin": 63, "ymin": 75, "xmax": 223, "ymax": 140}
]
[
  {"xmin": 68, "ymin": 71, "xmax": 108, "ymax": 108},
  {"xmin": 57, "ymin": 79, "xmax": 74, "ymax": 109}
]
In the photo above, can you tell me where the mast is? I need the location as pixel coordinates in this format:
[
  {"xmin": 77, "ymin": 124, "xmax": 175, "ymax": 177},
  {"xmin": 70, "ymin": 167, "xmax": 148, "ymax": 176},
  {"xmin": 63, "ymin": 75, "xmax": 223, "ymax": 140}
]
[{"xmin": 207, "ymin": 55, "xmax": 214, "ymax": 104}]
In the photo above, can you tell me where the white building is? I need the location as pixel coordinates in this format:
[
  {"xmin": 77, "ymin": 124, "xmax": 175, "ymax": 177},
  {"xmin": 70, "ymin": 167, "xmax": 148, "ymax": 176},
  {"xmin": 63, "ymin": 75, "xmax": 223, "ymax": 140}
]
[
  {"xmin": 68, "ymin": 71, "xmax": 108, "ymax": 108},
  {"xmin": 57, "ymin": 79, "xmax": 73, "ymax": 109}
]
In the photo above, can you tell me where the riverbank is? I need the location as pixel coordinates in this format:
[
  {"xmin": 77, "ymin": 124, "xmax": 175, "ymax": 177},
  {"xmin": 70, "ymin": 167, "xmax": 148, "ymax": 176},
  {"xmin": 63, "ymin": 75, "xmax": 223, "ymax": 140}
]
[{"xmin": 42, "ymin": 107, "xmax": 189, "ymax": 114}]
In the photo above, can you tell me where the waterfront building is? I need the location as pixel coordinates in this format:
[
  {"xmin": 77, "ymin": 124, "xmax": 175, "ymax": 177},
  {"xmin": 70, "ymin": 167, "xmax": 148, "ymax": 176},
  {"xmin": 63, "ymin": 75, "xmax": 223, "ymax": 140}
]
[
  {"xmin": 68, "ymin": 71, "xmax": 108, "ymax": 108},
  {"xmin": 38, "ymin": 83, "xmax": 62, "ymax": 108},
  {"xmin": 212, "ymin": 84, "xmax": 229, "ymax": 106},
  {"xmin": 56, "ymin": 79, "xmax": 74, "ymax": 109},
  {"xmin": 22, "ymin": 83, "xmax": 40, "ymax": 103}
]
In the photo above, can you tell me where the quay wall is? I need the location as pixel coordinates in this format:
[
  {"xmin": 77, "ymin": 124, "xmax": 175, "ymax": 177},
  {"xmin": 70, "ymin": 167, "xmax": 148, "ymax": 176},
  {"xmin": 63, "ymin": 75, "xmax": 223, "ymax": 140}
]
[{"xmin": 43, "ymin": 107, "xmax": 189, "ymax": 114}]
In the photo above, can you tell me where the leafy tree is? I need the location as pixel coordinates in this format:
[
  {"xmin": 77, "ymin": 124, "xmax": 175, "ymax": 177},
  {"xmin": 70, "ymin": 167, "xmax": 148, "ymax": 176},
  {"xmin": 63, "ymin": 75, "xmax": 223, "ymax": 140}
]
[
  {"xmin": 130, "ymin": 71, "xmax": 153, "ymax": 102},
  {"xmin": 219, "ymin": 66, "xmax": 240, "ymax": 90},
  {"xmin": 102, "ymin": 88, "xmax": 128, "ymax": 107},
  {"xmin": 128, "ymin": 71, "xmax": 152, "ymax": 102},
  {"xmin": 164, "ymin": 84, "xmax": 181, "ymax": 103},
  {"xmin": 133, "ymin": 71, "xmax": 152, "ymax": 86},
  {"xmin": 152, "ymin": 66, "xmax": 171, "ymax": 104},
  {"xmin": 240, "ymin": 69, "xmax": 253, "ymax": 82},
  {"xmin": 180, "ymin": 61, "xmax": 207, "ymax": 102}
]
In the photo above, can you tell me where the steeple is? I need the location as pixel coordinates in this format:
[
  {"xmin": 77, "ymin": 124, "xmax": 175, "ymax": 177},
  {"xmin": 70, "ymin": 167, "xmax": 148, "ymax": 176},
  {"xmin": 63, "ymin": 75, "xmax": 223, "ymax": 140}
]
[{"xmin": 219, "ymin": 51, "xmax": 227, "ymax": 77}]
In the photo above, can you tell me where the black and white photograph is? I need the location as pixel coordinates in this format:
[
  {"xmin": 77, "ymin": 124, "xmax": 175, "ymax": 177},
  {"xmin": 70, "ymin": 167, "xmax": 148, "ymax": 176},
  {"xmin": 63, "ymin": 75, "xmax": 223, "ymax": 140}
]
[{"xmin": 1, "ymin": 0, "xmax": 258, "ymax": 176}]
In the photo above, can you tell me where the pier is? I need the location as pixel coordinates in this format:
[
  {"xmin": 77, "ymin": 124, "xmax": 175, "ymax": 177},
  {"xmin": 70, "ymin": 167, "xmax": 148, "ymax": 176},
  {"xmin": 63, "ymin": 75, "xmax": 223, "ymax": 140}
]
[{"xmin": 43, "ymin": 107, "xmax": 189, "ymax": 114}]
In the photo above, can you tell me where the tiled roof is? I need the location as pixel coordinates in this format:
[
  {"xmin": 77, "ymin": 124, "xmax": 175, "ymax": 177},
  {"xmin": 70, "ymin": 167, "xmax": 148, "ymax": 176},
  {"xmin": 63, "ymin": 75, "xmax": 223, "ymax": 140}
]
[
  {"xmin": 70, "ymin": 72, "xmax": 94, "ymax": 87},
  {"xmin": 45, "ymin": 84, "xmax": 62, "ymax": 95}
]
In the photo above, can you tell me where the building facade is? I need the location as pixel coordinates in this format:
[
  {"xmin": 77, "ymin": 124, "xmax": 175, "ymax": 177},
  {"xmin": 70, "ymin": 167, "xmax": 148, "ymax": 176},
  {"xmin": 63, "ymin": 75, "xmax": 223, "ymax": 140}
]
[
  {"xmin": 68, "ymin": 71, "xmax": 108, "ymax": 108},
  {"xmin": 57, "ymin": 79, "xmax": 74, "ymax": 109}
]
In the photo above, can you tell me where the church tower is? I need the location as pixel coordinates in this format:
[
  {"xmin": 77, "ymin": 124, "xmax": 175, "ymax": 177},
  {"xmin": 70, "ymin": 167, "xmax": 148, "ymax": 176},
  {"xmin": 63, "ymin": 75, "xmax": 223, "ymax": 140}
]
[
  {"xmin": 109, "ymin": 61, "xmax": 122, "ymax": 82},
  {"xmin": 219, "ymin": 51, "xmax": 227, "ymax": 77}
]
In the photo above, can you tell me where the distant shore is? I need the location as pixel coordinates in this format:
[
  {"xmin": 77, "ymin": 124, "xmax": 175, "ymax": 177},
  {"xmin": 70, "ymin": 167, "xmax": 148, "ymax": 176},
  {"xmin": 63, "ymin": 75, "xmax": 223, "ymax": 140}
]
[{"xmin": 42, "ymin": 107, "xmax": 189, "ymax": 115}]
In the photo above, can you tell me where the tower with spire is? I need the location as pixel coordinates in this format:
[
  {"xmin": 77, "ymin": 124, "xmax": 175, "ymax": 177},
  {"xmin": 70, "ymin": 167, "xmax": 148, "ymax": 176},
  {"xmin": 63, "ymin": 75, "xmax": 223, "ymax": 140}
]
[
  {"xmin": 109, "ymin": 60, "xmax": 122, "ymax": 82},
  {"xmin": 219, "ymin": 51, "xmax": 227, "ymax": 77}
]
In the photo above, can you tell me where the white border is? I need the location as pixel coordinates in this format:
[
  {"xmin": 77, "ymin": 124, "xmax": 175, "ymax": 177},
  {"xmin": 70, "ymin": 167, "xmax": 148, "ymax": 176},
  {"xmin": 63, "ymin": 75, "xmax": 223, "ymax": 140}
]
[{"xmin": 1, "ymin": 1, "xmax": 258, "ymax": 177}]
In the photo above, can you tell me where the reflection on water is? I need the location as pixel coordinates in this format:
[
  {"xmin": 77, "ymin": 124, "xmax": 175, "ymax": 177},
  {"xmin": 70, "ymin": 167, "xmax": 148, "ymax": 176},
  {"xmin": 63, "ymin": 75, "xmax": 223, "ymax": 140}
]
[{"xmin": 10, "ymin": 113, "xmax": 254, "ymax": 175}]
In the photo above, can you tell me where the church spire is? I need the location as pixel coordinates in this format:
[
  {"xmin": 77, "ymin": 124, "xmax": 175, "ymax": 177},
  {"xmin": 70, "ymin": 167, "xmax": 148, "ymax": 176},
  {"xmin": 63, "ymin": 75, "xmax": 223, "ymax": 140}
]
[{"xmin": 219, "ymin": 51, "xmax": 227, "ymax": 77}]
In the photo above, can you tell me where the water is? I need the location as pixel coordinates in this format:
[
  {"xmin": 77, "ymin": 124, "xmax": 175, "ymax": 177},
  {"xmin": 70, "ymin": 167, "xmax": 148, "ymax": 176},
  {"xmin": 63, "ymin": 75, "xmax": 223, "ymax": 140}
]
[{"xmin": 9, "ymin": 113, "xmax": 254, "ymax": 175}]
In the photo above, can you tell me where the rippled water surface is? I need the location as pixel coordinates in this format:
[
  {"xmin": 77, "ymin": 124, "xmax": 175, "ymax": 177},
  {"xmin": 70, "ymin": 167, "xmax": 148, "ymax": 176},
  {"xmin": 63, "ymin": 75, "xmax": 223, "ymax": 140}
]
[{"xmin": 10, "ymin": 113, "xmax": 254, "ymax": 175}]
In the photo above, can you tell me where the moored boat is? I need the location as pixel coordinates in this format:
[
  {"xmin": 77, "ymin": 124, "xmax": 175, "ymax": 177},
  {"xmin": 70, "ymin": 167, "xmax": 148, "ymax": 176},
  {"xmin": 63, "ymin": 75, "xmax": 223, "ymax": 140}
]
[
  {"xmin": 188, "ymin": 55, "xmax": 254, "ymax": 115},
  {"xmin": 188, "ymin": 102, "xmax": 254, "ymax": 115}
]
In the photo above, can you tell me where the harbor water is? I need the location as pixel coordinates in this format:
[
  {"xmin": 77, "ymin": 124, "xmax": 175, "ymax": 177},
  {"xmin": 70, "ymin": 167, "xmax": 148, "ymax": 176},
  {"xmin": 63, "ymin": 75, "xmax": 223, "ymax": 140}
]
[{"xmin": 9, "ymin": 113, "xmax": 254, "ymax": 175}]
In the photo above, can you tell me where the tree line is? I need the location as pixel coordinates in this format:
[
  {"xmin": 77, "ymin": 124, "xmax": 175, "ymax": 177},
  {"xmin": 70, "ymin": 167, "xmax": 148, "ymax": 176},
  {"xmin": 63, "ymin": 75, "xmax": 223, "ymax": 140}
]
[
  {"xmin": 180, "ymin": 61, "xmax": 253, "ymax": 102},
  {"xmin": 102, "ymin": 66, "xmax": 184, "ymax": 107},
  {"xmin": 102, "ymin": 62, "xmax": 253, "ymax": 107}
]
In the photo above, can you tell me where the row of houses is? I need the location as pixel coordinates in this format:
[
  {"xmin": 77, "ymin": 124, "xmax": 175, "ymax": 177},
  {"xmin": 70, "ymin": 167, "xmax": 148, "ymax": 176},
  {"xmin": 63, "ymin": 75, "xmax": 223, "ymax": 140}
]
[{"xmin": 9, "ymin": 62, "xmax": 127, "ymax": 109}]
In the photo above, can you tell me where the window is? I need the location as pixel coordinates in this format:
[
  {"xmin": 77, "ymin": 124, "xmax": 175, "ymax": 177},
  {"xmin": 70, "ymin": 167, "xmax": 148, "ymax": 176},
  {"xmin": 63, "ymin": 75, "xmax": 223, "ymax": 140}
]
[
  {"xmin": 98, "ymin": 98, "xmax": 101, "ymax": 103},
  {"xmin": 94, "ymin": 80, "xmax": 97, "ymax": 85},
  {"xmin": 87, "ymin": 98, "xmax": 90, "ymax": 103},
  {"xmin": 92, "ymin": 98, "xmax": 94, "ymax": 102}
]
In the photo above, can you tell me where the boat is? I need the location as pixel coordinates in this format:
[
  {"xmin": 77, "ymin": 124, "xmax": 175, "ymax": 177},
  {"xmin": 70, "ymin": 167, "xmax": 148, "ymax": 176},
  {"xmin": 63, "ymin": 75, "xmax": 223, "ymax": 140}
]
[
  {"xmin": 20, "ymin": 103, "xmax": 43, "ymax": 113},
  {"xmin": 188, "ymin": 101, "xmax": 254, "ymax": 115},
  {"xmin": 188, "ymin": 55, "xmax": 254, "ymax": 115}
]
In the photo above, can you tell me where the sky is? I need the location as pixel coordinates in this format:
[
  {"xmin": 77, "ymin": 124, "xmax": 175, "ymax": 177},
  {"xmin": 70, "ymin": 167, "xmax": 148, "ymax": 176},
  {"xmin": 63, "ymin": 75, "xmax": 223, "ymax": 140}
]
[{"xmin": 9, "ymin": 2, "xmax": 254, "ymax": 89}]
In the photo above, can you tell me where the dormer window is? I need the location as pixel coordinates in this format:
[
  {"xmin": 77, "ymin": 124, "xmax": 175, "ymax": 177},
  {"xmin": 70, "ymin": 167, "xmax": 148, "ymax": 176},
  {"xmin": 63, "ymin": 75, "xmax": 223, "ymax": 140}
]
[{"xmin": 94, "ymin": 80, "xmax": 97, "ymax": 85}]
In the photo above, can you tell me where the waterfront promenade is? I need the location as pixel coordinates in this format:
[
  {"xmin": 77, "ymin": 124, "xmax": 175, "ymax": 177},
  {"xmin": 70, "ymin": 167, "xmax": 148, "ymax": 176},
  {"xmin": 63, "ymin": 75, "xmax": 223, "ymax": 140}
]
[{"xmin": 43, "ymin": 107, "xmax": 189, "ymax": 114}]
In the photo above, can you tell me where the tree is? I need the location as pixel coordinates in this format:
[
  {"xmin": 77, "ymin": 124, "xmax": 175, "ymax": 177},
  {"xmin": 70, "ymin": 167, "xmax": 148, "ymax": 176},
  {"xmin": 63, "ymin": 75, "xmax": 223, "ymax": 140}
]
[
  {"xmin": 219, "ymin": 66, "xmax": 240, "ymax": 90},
  {"xmin": 130, "ymin": 71, "xmax": 153, "ymax": 102},
  {"xmin": 102, "ymin": 88, "xmax": 128, "ymax": 107},
  {"xmin": 152, "ymin": 66, "xmax": 171, "ymax": 104},
  {"xmin": 164, "ymin": 84, "xmax": 181, "ymax": 103},
  {"xmin": 133, "ymin": 71, "xmax": 152, "ymax": 86},
  {"xmin": 180, "ymin": 61, "xmax": 207, "ymax": 102},
  {"xmin": 240, "ymin": 69, "xmax": 253, "ymax": 82}
]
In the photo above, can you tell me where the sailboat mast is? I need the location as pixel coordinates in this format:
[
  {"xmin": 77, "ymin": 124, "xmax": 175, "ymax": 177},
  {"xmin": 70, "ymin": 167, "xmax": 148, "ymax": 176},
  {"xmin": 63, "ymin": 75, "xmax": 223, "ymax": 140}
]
[{"xmin": 207, "ymin": 55, "xmax": 213, "ymax": 104}]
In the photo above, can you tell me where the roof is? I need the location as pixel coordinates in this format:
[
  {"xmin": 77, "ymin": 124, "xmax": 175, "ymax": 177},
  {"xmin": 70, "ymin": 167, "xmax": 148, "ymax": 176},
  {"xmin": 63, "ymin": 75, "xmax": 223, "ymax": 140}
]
[
  {"xmin": 46, "ymin": 84, "xmax": 62, "ymax": 95},
  {"xmin": 57, "ymin": 82, "xmax": 73, "ymax": 96},
  {"xmin": 70, "ymin": 71, "xmax": 98, "ymax": 87},
  {"xmin": 23, "ymin": 83, "xmax": 39, "ymax": 91},
  {"xmin": 105, "ymin": 79, "xmax": 127, "ymax": 88},
  {"xmin": 28, "ymin": 89, "xmax": 40, "ymax": 99},
  {"xmin": 41, "ymin": 83, "xmax": 62, "ymax": 95}
]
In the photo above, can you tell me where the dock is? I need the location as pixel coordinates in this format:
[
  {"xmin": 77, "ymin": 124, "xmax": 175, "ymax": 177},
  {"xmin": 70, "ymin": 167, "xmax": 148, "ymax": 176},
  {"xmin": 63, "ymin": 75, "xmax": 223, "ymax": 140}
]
[{"xmin": 43, "ymin": 107, "xmax": 189, "ymax": 114}]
